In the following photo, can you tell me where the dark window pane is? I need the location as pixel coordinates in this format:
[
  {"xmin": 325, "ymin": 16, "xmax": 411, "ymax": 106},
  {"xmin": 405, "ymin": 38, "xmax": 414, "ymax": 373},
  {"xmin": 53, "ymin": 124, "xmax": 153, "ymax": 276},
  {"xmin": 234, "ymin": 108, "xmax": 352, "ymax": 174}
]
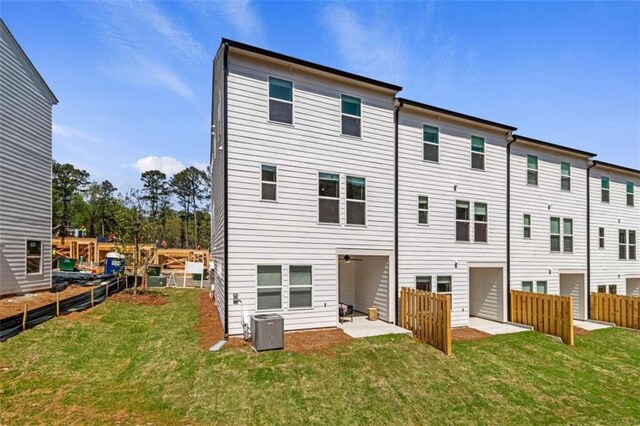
[
  {"xmin": 619, "ymin": 245, "xmax": 626, "ymax": 260},
  {"xmin": 418, "ymin": 210, "xmax": 428, "ymax": 224},
  {"xmin": 418, "ymin": 196, "xmax": 428, "ymax": 210},
  {"xmin": 564, "ymin": 236, "xmax": 573, "ymax": 252},
  {"xmin": 598, "ymin": 285, "xmax": 606, "ymax": 293},
  {"xmin": 26, "ymin": 257, "xmax": 40, "ymax": 274},
  {"xmin": 257, "ymin": 288, "xmax": 282, "ymax": 310},
  {"xmin": 423, "ymin": 143, "xmax": 439, "ymax": 162},
  {"xmin": 290, "ymin": 287, "xmax": 312, "ymax": 308},
  {"xmin": 474, "ymin": 203, "xmax": 487, "ymax": 222},
  {"xmin": 341, "ymin": 115, "xmax": 361, "ymax": 137},
  {"xmin": 269, "ymin": 99, "xmax": 292, "ymax": 124},
  {"xmin": 319, "ymin": 198, "xmax": 340, "ymax": 223},
  {"xmin": 601, "ymin": 176, "xmax": 609, "ymax": 189},
  {"xmin": 522, "ymin": 282, "xmax": 533, "ymax": 292},
  {"xmin": 561, "ymin": 177, "xmax": 571, "ymax": 191},
  {"xmin": 416, "ymin": 276, "xmax": 431, "ymax": 292},
  {"xmin": 257, "ymin": 265, "xmax": 282, "ymax": 286},
  {"xmin": 472, "ymin": 152, "xmax": 484, "ymax": 170},
  {"xmin": 319, "ymin": 175, "xmax": 339, "ymax": 198},
  {"xmin": 628, "ymin": 194, "xmax": 635, "ymax": 206},
  {"xmin": 456, "ymin": 201, "xmax": 469, "ymax": 220},
  {"xmin": 261, "ymin": 165, "xmax": 276, "ymax": 182},
  {"xmin": 475, "ymin": 223, "xmax": 487, "ymax": 243},
  {"xmin": 527, "ymin": 171, "xmax": 538, "ymax": 185},
  {"xmin": 602, "ymin": 189, "xmax": 609, "ymax": 202},
  {"xmin": 269, "ymin": 77, "xmax": 292, "ymax": 101},
  {"xmin": 630, "ymin": 231, "xmax": 636, "ymax": 245},
  {"xmin": 609, "ymin": 285, "xmax": 617, "ymax": 295},
  {"xmin": 341, "ymin": 95, "xmax": 361, "ymax": 116},
  {"xmin": 471, "ymin": 136, "xmax": 485, "ymax": 153},
  {"xmin": 456, "ymin": 222, "xmax": 470, "ymax": 241},
  {"xmin": 347, "ymin": 201, "xmax": 365, "ymax": 225},
  {"xmin": 551, "ymin": 235, "xmax": 561, "ymax": 252},
  {"xmin": 290, "ymin": 266, "xmax": 312, "ymax": 286},
  {"xmin": 524, "ymin": 228, "xmax": 531, "ymax": 238},
  {"xmin": 619, "ymin": 230, "xmax": 626, "ymax": 244},
  {"xmin": 423, "ymin": 125, "xmax": 438, "ymax": 143},
  {"xmin": 630, "ymin": 246, "xmax": 637, "ymax": 260},
  {"xmin": 437, "ymin": 276, "xmax": 452, "ymax": 293},
  {"xmin": 347, "ymin": 176, "xmax": 366, "ymax": 200},
  {"xmin": 27, "ymin": 241, "xmax": 41, "ymax": 256},
  {"xmin": 262, "ymin": 183, "xmax": 276, "ymax": 201}
]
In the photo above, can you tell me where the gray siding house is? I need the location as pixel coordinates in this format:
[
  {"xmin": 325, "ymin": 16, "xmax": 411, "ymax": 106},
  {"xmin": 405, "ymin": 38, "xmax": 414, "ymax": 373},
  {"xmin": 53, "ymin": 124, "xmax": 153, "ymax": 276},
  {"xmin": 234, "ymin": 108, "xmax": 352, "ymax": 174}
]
[{"xmin": 0, "ymin": 19, "xmax": 58, "ymax": 296}]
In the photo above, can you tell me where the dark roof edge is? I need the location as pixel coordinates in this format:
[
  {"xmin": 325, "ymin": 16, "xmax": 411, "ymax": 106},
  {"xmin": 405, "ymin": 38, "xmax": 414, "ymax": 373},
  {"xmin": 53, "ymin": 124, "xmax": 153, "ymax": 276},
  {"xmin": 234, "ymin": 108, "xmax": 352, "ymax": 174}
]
[
  {"xmin": 397, "ymin": 97, "xmax": 517, "ymax": 131},
  {"xmin": 0, "ymin": 19, "xmax": 58, "ymax": 105},
  {"xmin": 221, "ymin": 38, "xmax": 402, "ymax": 93},
  {"xmin": 512, "ymin": 134, "xmax": 596, "ymax": 158},
  {"xmin": 592, "ymin": 160, "xmax": 640, "ymax": 175}
]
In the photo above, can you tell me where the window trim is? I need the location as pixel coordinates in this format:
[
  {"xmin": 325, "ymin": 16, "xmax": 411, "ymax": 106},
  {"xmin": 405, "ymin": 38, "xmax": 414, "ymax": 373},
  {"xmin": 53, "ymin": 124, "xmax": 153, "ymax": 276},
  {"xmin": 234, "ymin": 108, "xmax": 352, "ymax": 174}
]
[
  {"xmin": 288, "ymin": 265, "xmax": 313, "ymax": 310},
  {"xmin": 422, "ymin": 124, "xmax": 440, "ymax": 163},
  {"xmin": 340, "ymin": 93, "xmax": 362, "ymax": 138},
  {"xmin": 470, "ymin": 135, "xmax": 485, "ymax": 171},
  {"xmin": 346, "ymin": 175, "xmax": 367, "ymax": 226},
  {"xmin": 260, "ymin": 164, "xmax": 278, "ymax": 202},
  {"xmin": 267, "ymin": 75, "xmax": 294, "ymax": 126},
  {"xmin": 25, "ymin": 239, "xmax": 43, "ymax": 275},
  {"xmin": 317, "ymin": 171, "xmax": 341, "ymax": 225},
  {"xmin": 417, "ymin": 195, "xmax": 429, "ymax": 225},
  {"xmin": 560, "ymin": 161, "xmax": 571, "ymax": 191},
  {"xmin": 256, "ymin": 264, "xmax": 283, "ymax": 312},
  {"xmin": 523, "ymin": 214, "xmax": 532, "ymax": 239},
  {"xmin": 526, "ymin": 154, "xmax": 539, "ymax": 186},
  {"xmin": 601, "ymin": 176, "xmax": 610, "ymax": 203}
]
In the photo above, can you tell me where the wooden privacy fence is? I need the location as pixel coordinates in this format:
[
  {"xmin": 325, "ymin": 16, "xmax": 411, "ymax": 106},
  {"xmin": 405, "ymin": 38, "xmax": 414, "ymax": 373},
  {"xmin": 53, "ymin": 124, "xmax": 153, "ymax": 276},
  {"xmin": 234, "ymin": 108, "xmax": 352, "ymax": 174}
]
[
  {"xmin": 400, "ymin": 287, "xmax": 452, "ymax": 355},
  {"xmin": 511, "ymin": 290, "xmax": 574, "ymax": 345},
  {"xmin": 590, "ymin": 293, "xmax": 640, "ymax": 330}
]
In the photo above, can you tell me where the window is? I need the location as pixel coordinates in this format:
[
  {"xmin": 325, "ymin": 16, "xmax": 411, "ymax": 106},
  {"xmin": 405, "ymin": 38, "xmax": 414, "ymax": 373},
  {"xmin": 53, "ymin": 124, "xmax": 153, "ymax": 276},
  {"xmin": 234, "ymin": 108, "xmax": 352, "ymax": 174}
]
[
  {"xmin": 26, "ymin": 240, "xmax": 42, "ymax": 274},
  {"xmin": 261, "ymin": 165, "xmax": 277, "ymax": 201},
  {"xmin": 341, "ymin": 95, "xmax": 361, "ymax": 137},
  {"xmin": 289, "ymin": 265, "xmax": 312, "ymax": 309},
  {"xmin": 527, "ymin": 155, "xmax": 538, "ymax": 186},
  {"xmin": 418, "ymin": 196, "xmax": 429, "ymax": 225},
  {"xmin": 456, "ymin": 201, "xmax": 470, "ymax": 241},
  {"xmin": 268, "ymin": 77, "xmax": 293, "ymax": 124},
  {"xmin": 630, "ymin": 230, "xmax": 637, "ymax": 260},
  {"xmin": 523, "ymin": 214, "xmax": 532, "ymax": 239},
  {"xmin": 436, "ymin": 276, "xmax": 452, "ymax": 293},
  {"xmin": 601, "ymin": 176, "xmax": 610, "ymax": 202},
  {"xmin": 318, "ymin": 173, "xmax": 340, "ymax": 224},
  {"xmin": 522, "ymin": 281, "xmax": 533, "ymax": 292},
  {"xmin": 619, "ymin": 230, "xmax": 627, "ymax": 260},
  {"xmin": 346, "ymin": 176, "xmax": 366, "ymax": 225},
  {"xmin": 257, "ymin": 265, "xmax": 282, "ymax": 310},
  {"xmin": 563, "ymin": 219, "xmax": 573, "ymax": 253},
  {"xmin": 550, "ymin": 218, "xmax": 561, "ymax": 252},
  {"xmin": 597, "ymin": 285, "xmax": 607, "ymax": 293},
  {"xmin": 536, "ymin": 281, "xmax": 548, "ymax": 294},
  {"xmin": 561, "ymin": 162, "xmax": 571, "ymax": 191},
  {"xmin": 599, "ymin": 228, "xmax": 605, "ymax": 249},
  {"xmin": 474, "ymin": 203, "xmax": 488, "ymax": 242},
  {"xmin": 471, "ymin": 136, "xmax": 485, "ymax": 170},
  {"xmin": 627, "ymin": 181, "xmax": 635, "ymax": 206},
  {"xmin": 608, "ymin": 285, "xmax": 617, "ymax": 295},
  {"xmin": 416, "ymin": 276, "xmax": 432, "ymax": 292},
  {"xmin": 423, "ymin": 125, "xmax": 439, "ymax": 162}
]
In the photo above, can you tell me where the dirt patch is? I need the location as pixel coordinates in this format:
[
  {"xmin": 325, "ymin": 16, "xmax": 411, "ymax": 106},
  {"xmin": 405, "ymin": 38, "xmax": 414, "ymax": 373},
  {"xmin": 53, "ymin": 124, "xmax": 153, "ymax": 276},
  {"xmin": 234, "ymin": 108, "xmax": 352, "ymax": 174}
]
[
  {"xmin": 111, "ymin": 290, "xmax": 167, "ymax": 306},
  {"xmin": 283, "ymin": 328, "xmax": 352, "ymax": 354},
  {"xmin": 0, "ymin": 285, "xmax": 94, "ymax": 320},
  {"xmin": 452, "ymin": 327, "xmax": 492, "ymax": 342},
  {"xmin": 574, "ymin": 326, "xmax": 591, "ymax": 336},
  {"xmin": 197, "ymin": 291, "xmax": 223, "ymax": 349}
]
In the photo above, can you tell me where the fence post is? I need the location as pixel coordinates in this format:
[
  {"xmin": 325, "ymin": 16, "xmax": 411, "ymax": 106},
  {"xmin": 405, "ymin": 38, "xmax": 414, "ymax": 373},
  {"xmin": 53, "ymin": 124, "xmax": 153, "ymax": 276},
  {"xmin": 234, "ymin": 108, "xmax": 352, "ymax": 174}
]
[
  {"xmin": 22, "ymin": 304, "xmax": 28, "ymax": 330},
  {"xmin": 56, "ymin": 293, "xmax": 60, "ymax": 317},
  {"xmin": 91, "ymin": 288, "xmax": 94, "ymax": 307},
  {"xmin": 444, "ymin": 295, "xmax": 452, "ymax": 356}
]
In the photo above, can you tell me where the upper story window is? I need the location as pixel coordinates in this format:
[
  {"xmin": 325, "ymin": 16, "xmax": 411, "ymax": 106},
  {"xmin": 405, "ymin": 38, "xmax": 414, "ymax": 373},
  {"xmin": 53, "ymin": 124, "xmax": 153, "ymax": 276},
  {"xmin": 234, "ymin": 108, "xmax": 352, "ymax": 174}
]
[
  {"xmin": 423, "ymin": 125, "xmax": 439, "ymax": 162},
  {"xmin": 261, "ymin": 165, "xmax": 277, "ymax": 201},
  {"xmin": 471, "ymin": 136, "xmax": 485, "ymax": 170},
  {"xmin": 26, "ymin": 240, "xmax": 42, "ymax": 274},
  {"xmin": 527, "ymin": 155, "xmax": 538, "ymax": 186},
  {"xmin": 627, "ymin": 181, "xmax": 635, "ymax": 206},
  {"xmin": 523, "ymin": 214, "xmax": 532, "ymax": 239},
  {"xmin": 456, "ymin": 201, "xmax": 470, "ymax": 241},
  {"xmin": 599, "ymin": 227, "xmax": 605, "ymax": 249},
  {"xmin": 418, "ymin": 195, "xmax": 429, "ymax": 225},
  {"xmin": 268, "ymin": 77, "xmax": 293, "ymax": 124},
  {"xmin": 318, "ymin": 172, "xmax": 340, "ymax": 224},
  {"xmin": 563, "ymin": 218, "xmax": 573, "ymax": 253},
  {"xmin": 416, "ymin": 276, "xmax": 432, "ymax": 292},
  {"xmin": 474, "ymin": 203, "xmax": 488, "ymax": 243},
  {"xmin": 621, "ymin": 230, "xmax": 638, "ymax": 260},
  {"xmin": 561, "ymin": 162, "xmax": 571, "ymax": 191},
  {"xmin": 630, "ymin": 230, "xmax": 637, "ymax": 260},
  {"xmin": 550, "ymin": 217, "xmax": 561, "ymax": 252},
  {"xmin": 619, "ymin": 230, "xmax": 627, "ymax": 260},
  {"xmin": 346, "ymin": 176, "xmax": 366, "ymax": 225},
  {"xmin": 601, "ymin": 176, "xmax": 610, "ymax": 202},
  {"xmin": 341, "ymin": 95, "xmax": 361, "ymax": 137}
]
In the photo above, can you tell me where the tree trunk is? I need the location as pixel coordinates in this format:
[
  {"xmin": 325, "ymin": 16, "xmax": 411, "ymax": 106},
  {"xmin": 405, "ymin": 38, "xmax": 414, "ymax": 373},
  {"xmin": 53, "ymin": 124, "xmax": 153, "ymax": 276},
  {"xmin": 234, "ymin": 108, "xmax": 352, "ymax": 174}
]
[{"xmin": 193, "ymin": 195, "xmax": 198, "ymax": 249}]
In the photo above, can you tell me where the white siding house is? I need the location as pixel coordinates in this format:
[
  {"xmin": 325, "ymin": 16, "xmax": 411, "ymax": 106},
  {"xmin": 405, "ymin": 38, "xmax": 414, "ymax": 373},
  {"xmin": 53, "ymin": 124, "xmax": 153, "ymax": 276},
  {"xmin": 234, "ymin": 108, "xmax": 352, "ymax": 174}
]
[
  {"xmin": 212, "ymin": 40, "xmax": 401, "ymax": 336},
  {"xmin": 397, "ymin": 99, "xmax": 516, "ymax": 327},
  {"xmin": 0, "ymin": 20, "xmax": 58, "ymax": 297},
  {"xmin": 509, "ymin": 135, "xmax": 594, "ymax": 319},
  {"xmin": 589, "ymin": 161, "xmax": 640, "ymax": 298}
]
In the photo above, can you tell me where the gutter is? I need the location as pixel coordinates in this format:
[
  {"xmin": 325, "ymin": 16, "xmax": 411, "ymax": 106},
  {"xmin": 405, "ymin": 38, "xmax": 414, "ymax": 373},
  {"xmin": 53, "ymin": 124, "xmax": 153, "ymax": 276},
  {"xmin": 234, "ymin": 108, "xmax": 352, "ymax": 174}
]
[
  {"xmin": 506, "ymin": 134, "xmax": 516, "ymax": 321},
  {"xmin": 394, "ymin": 99, "xmax": 403, "ymax": 325},
  {"xmin": 586, "ymin": 162, "xmax": 596, "ymax": 319},
  {"xmin": 223, "ymin": 42, "xmax": 229, "ymax": 339}
]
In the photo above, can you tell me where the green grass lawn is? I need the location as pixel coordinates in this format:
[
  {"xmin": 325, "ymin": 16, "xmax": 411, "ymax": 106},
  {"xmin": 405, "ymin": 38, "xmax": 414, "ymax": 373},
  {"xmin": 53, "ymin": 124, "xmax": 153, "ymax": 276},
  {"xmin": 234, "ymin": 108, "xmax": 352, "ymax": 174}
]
[{"xmin": 1, "ymin": 290, "xmax": 640, "ymax": 425}]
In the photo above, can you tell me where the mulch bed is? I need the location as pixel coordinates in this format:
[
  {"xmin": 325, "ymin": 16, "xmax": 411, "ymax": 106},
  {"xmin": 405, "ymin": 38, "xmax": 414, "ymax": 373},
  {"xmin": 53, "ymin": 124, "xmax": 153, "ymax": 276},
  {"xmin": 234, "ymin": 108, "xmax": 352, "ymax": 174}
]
[
  {"xmin": 452, "ymin": 327, "xmax": 493, "ymax": 342},
  {"xmin": 0, "ymin": 285, "xmax": 93, "ymax": 320},
  {"xmin": 197, "ymin": 291, "xmax": 224, "ymax": 349},
  {"xmin": 111, "ymin": 291, "xmax": 167, "ymax": 306}
]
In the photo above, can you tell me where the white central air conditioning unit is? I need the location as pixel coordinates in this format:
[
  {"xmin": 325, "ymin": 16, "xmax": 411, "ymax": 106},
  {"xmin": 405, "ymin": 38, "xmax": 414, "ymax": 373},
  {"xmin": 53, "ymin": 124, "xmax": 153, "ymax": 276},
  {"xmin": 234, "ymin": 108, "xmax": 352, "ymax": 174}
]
[{"xmin": 250, "ymin": 314, "xmax": 284, "ymax": 352}]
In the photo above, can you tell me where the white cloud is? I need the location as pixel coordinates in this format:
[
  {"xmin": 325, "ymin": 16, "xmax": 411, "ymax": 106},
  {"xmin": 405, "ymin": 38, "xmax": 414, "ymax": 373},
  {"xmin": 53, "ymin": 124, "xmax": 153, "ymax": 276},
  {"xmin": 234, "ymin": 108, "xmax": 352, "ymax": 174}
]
[
  {"xmin": 190, "ymin": 161, "xmax": 210, "ymax": 171},
  {"xmin": 134, "ymin": 156, "xmax": 186, "ymax": 175}
]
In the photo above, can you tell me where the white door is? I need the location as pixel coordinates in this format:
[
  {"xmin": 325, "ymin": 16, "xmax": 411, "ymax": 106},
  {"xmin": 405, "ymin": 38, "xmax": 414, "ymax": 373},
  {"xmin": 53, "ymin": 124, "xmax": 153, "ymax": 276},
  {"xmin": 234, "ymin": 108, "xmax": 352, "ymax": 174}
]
[
  {"xmin": 469, "ymin": 268, "xmax": 504, "ymax": 322},
  {"xmin": 559, "ymin": 274, "xmax": 585, "ymax": 319}
]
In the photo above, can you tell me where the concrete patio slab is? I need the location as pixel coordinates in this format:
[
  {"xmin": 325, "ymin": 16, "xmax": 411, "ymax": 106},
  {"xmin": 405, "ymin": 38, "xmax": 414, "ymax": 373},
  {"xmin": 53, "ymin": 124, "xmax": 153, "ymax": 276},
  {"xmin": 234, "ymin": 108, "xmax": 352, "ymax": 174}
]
[
  {"xmin": 338, "ymin": 316, "xmax": 412, "ymax": 338},
  {"xmin": 574, "ymin": 320, "xmax": 613, "ymax": 331},
  {"xmin": 468, "ymin": 317, "xmax": 532, "ymax": 335}
]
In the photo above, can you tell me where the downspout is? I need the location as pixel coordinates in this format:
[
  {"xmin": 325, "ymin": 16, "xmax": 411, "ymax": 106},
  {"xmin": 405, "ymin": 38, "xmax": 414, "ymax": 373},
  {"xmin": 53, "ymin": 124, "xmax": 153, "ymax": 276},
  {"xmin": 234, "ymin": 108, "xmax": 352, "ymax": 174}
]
[
  {"xmin": 586, "ymin": 161, "xmax": 596, "ymax": 319},
  {"xmin": 223, "ymin": 42, "xmax": 229, "ymax": 338},
  {"xmin": 394, "ymin": 99, "xmax": 402, "ymax": 325},
  {"xmin": 506, "ymin": 134, "xmax": 516, "ymax": 321}
]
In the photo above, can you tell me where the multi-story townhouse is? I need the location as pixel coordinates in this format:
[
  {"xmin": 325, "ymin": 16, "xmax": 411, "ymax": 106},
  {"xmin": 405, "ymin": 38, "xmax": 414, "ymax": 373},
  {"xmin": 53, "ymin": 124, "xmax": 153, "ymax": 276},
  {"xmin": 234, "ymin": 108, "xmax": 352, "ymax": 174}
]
[
  {"xmin": 588, "ymin": 161, "xmax": 640, "ymax": 298},
  {"xmin": 211, "ymin": 39, "xmax": 401, "ymax": 336},
  {"xmin": 508, "ymin": 135, "xmax": 595, "ymax": 319},
  {"xmin": 0, "ymin": 20, "xmax": 58, "ymax": 296},
  {"xmin": 396, "ymin": 99, "xmax": 516, "ymax": 327}
]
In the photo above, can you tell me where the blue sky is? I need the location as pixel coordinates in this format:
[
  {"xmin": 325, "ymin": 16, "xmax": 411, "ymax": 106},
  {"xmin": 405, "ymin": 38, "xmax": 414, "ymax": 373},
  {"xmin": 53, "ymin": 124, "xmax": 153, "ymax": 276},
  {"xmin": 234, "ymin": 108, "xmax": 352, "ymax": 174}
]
[{"xmin": 2, "ymin": 1, "xmax": 638, "ymax": 191}]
